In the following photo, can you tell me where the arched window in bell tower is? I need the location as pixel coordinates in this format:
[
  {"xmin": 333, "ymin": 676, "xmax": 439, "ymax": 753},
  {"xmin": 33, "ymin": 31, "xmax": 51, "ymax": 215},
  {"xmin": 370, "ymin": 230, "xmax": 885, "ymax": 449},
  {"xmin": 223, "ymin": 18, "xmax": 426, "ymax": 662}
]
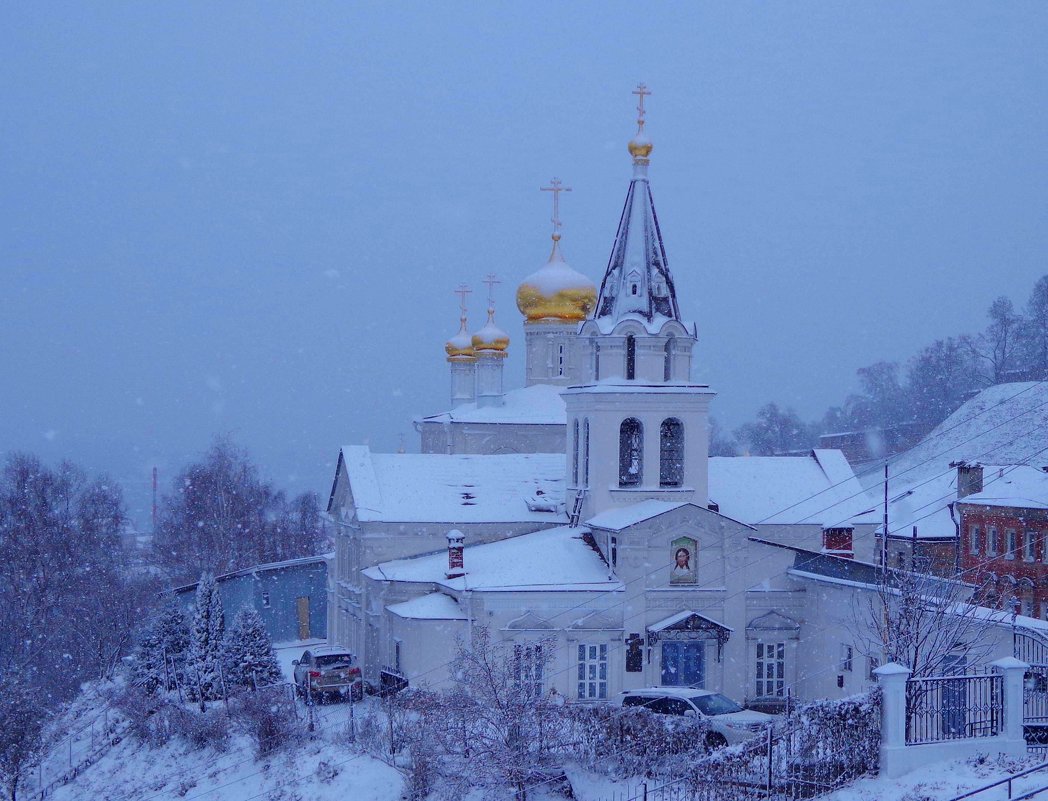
[
  {"xmin": 583, "ymin": 418, "xmax": 591, "ymax": 487},
  {"xmin": 660, "ymin": 418, "xmax": 684, "ymax": 487},
  {"xmin": 625, "ymin": 334, "xmax": 636, "ymax": 380},
  {"xmin": 663, "ymin": 337, "xmax": 674, "ymax": 382},
  {"xmin": 619, "ymin": 418, "xmax": 643, "ymax": 487}
]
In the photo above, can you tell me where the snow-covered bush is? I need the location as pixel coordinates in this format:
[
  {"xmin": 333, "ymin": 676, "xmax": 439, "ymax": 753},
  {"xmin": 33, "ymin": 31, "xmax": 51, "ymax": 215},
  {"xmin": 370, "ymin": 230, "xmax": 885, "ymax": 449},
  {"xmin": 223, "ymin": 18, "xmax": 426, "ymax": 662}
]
[
  {"xmin": 235, "ymin": 686, "xmax": 301, "ymax": 758},
  {"xmin": 560, "ymin": 703, "xmax": 710, "ymax": 778},
  {"xmin": 182, "ymin": 706, "xmax": 231, "ymax": 752},
  {"xmin": 787, "ymin": 688, "xmax": 880, "ymax": 785},
  {"xmin": 222, "ymin": 607, "xmax": 282, "ymax": 690},
  {"xmin": 0, "ymin": 680, "xmax": 46, "ymax": 801}
]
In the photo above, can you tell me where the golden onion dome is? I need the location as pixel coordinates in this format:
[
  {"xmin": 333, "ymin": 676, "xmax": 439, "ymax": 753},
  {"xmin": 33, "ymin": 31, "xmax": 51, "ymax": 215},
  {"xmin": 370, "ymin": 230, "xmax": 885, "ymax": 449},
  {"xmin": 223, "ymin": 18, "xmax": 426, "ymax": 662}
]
[
  {"xmin": 628, "ymin": 126, "xmax": 653, "ymax": 159},
  {"xmin": 515, "ymin": 235, "xmax": 597, "ymax": 322},
  {"xmin": 445, "ymin": 316, "xmax": 475, "ymax": 360},
  {"xmin": 472, "ymin": 308, "xmax": 510, "ymax": 352}
]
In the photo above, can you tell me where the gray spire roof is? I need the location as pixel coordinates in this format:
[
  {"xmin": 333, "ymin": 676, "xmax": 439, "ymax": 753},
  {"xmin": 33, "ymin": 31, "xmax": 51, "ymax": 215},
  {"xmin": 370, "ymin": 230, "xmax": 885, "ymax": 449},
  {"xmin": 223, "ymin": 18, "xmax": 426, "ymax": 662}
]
[{"xmin": 593, "ymin": 164, "xmax": 682, "ymax": 332}]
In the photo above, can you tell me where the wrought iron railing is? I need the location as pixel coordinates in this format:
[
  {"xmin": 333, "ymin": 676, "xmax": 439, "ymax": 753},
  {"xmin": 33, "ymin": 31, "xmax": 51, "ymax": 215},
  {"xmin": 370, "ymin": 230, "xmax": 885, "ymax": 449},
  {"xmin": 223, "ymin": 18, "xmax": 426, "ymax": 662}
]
[{"xmin": 906, "ymin": 674, "xmax": 1003, "ymax": 745}]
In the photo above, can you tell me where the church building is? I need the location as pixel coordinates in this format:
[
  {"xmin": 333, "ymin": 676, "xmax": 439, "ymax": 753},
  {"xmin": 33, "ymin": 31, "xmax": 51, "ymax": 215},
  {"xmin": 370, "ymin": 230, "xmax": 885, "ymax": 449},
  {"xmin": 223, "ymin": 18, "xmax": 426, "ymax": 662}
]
[{"xmin": 326, "ymin": 87, "xmax": 884, "ymax": 709}]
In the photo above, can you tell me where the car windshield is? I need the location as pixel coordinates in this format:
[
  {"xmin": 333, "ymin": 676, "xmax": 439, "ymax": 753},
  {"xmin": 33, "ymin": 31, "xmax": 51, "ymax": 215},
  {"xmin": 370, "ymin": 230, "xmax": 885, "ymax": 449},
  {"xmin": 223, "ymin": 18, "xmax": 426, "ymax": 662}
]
[
  {"xmin": 315, "ymin": 654, "xmax": 353, "ymax": 669},
  {"xmin": 690, "ymin": 694, "xmax": 743, "ymax": 716}
]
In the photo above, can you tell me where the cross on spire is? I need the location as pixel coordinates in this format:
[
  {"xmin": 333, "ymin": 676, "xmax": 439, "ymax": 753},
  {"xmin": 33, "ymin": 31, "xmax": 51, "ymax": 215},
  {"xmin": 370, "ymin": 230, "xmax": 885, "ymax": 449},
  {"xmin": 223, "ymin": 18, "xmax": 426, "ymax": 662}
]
[
  {"xmin": 540, "ymin": 177, "xmax": 572, "ymax": 237},
  {"xmin": 454, "ymin": 283, "xmax": 471, "ymax": 316},
  {"xmin": 482, "ymin": 273, "xmax": 501, "ymax": 307},
  {"xmin": 633, "ymin": 83, "xmax": 651, "ymax": 126}
]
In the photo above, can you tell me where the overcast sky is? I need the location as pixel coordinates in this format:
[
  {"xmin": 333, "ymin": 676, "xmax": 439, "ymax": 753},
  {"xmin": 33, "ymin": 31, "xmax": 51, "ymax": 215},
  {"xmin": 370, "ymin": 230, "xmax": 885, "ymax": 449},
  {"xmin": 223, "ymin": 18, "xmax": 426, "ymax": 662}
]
[{"xmin": 2, "ymin": 2, "xmax": 1046, "ymax": 528}]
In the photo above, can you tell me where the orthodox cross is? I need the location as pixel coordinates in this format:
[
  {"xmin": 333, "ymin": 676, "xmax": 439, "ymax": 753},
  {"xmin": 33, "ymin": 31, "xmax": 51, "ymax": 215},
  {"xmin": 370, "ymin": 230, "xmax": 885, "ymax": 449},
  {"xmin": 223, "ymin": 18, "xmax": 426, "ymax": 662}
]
[
  {"xmin": 454, "ymin": 283, "xmax": 471, "ymax": 316},
  {"xmin": 633, "ymin": 83, "xmax": 651, "ymax": 125},
  {"xmin": 482, "ymin": 273, "xmax": 501, "ymax": 306},
  {"xmin": 540, "ymin": 177, "xmax": 572, "ymax": 236}
]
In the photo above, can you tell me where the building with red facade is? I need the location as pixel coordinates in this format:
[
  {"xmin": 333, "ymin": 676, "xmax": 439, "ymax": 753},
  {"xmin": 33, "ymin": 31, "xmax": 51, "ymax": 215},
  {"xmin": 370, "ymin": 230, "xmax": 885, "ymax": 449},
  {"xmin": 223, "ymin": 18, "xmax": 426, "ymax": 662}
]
[{"xmin": 955, "ymin": 463, "xmax": 1048, "ymax": 618}]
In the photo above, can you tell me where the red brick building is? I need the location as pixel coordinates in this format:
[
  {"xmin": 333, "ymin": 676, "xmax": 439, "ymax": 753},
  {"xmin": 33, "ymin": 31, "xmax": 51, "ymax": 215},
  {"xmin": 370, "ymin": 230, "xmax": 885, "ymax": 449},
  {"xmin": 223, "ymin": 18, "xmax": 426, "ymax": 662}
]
[{"xmin": 955, "ymin": 464, "xmax": 1048, "ymax": 617}]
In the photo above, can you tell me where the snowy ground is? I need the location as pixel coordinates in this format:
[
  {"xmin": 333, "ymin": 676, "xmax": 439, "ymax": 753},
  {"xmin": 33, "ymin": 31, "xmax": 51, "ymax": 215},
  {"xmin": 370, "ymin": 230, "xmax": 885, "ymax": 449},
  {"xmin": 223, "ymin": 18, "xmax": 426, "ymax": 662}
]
[{"xmin": 823, "ymin": 753, "xmax": 1048, "ymax": 801}]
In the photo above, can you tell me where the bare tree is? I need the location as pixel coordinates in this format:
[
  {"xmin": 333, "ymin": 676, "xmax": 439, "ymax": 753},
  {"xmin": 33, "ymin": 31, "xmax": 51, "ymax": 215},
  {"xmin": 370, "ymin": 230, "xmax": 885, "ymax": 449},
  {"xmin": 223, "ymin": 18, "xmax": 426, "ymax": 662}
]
[
  {"xmin": 966, "ymin": 296, "xmax": 1024, "ymax": 385},
  {"xmin": 1024, "ymin": 275, "xmax": 1048, "ymax": 376},
  {"xmin": 857, "ymin": 568, "xmax": 995, "ymax": 680}
]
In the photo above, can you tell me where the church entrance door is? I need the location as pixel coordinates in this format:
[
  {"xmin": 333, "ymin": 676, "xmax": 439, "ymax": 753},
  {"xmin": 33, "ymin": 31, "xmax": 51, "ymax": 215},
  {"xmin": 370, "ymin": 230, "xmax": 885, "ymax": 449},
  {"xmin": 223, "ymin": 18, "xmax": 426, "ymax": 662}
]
[{"xmin": 660, "ymin": 641, "xmax": 704, "ymax": 687}]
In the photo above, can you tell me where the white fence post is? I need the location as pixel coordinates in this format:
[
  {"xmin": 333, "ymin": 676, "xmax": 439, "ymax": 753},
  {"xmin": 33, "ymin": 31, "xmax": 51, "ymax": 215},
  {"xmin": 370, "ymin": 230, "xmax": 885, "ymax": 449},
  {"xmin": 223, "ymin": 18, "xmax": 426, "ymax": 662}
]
[
  {"xmin": 874, "ymin": 662, "xmax": 911, "ymax": 778},
  {"xmin": 991, "ymin": 656, "xmax": 1029, "ymax": 745}
]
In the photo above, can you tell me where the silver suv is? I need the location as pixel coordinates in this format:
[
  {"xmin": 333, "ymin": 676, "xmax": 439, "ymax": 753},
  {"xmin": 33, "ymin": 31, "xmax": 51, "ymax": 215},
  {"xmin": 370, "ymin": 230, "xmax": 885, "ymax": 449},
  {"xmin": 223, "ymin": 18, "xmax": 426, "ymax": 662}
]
[
  {"xmin": 617, "ymin": 687, "xmax": 774, "ymax": 747},
  {"xmin": 292, "ymin": 646, "xmax": 363, "ymax": 703}
]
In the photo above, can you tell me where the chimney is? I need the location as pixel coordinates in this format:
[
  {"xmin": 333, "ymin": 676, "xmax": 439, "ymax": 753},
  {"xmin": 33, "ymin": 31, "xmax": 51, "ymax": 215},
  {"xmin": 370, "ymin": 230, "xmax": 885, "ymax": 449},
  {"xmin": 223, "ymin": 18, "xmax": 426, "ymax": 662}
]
[
  {"xmin": 952, "ymin": 461, "xmax": 984, "ymax": 499},
  {"xmin": 446, "ymin": 529, "xmax": 465, "ymax": 579}
]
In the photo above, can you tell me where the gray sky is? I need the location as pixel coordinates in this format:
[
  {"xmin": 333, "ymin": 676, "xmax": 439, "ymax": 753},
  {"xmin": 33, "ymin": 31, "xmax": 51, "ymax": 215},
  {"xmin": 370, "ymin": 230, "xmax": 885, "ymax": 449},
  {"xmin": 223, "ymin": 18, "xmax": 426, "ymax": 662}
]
[{"xmin": 2, "ymin": 2, "xmax": 1046, "ymax": 528}]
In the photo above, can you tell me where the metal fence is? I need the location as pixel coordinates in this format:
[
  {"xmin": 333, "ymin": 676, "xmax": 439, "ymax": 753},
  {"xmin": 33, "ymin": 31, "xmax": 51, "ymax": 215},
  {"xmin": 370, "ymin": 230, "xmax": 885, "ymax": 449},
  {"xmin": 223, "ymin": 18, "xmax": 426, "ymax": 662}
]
[{"xmin": 906, "ymin": 674, "xmax": 1003, "ymax": 745}]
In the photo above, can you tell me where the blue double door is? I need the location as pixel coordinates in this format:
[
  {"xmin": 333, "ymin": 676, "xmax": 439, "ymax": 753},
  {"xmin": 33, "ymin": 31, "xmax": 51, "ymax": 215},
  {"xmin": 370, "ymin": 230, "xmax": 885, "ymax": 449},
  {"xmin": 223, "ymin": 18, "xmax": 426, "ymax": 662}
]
[{"xmin": 661, "ymin": 641, "xmax": 705, "ymax": 687}]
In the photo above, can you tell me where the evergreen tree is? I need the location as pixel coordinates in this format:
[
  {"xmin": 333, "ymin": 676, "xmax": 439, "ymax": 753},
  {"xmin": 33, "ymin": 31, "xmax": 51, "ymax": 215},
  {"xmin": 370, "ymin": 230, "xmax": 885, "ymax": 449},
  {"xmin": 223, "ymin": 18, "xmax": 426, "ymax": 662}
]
[
  {"xmin": 222, "ymin": 607, "xmax": 282, "ymax": 690},
  {"xmin": 186, "ymin": 573, "xmax": 225, "ymax": 702},
  {"xmin": 132, "ymin": 597, "xmax": 190, "ymax": 694}
]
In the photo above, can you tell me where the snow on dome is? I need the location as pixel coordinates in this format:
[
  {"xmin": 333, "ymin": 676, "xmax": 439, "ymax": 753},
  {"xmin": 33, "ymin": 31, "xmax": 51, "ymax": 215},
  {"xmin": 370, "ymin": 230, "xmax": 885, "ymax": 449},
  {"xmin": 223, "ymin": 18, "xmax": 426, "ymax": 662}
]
[
  {"xmin": 472, "ymin": 308, "xmax": 510, "ymax": 351},
  {"xmin": 445, "ymin": 319, "xmax": 475, "ymax": 360},
  {"xmin": 516, "ymin": 236, "xmax": 597, "ymax": 322}
]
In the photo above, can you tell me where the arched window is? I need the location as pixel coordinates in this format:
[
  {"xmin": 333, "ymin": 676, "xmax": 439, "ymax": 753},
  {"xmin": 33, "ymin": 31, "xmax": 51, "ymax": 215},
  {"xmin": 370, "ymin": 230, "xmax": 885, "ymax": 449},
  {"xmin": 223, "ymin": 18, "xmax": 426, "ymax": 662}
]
[
  {"xmin": 625, "ymin": 334, "xmax": 636, "ymax": 380},
  {"xmin": 663, "ymin": 337, "xmax": 674, "ymax": 382},
  {"xmin": 583, "ymin": 418, "xmax": 591, "ymax": 487},
  {"xmin": 572, "ymin": 419, "xmax": 580, "ymax": 486},
  {"xmin": 660, "ymin": 418, "xmax": 684, "ymax": 487},
  {"xmin": 619, "ymin": 418, "xmax": 643, "ymax": 487},
  {"xmin": 594, "ymin": 341, "xmax": 601, "ymax": 381}
]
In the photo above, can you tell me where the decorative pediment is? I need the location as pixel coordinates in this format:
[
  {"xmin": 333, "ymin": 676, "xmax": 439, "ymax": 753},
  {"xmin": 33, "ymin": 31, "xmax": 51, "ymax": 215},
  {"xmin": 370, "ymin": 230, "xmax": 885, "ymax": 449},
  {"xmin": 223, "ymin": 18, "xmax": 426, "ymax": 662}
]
[
  {"xmin": 567, "ymin": 609, "xmax": 622, "ymax": 631},
  {"xmin": 646, "ymin": 610, "xmax": 732, "ymax": 660},
  {"xmin": 746, "ymin": 610, "xmax": 800, "ymax": 632},
  {"xmin": 505, "ymin": 610, "xmax": 556, "ymax": 631}
]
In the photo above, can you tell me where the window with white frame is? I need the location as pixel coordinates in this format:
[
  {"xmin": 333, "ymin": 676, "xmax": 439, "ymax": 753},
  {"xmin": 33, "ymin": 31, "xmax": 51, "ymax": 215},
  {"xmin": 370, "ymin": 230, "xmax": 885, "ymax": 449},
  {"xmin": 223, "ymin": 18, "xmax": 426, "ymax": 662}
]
[
  {"xmin": 1006, "ymin": 529, "xmax": 1018, "ymax": 559},
  {"xmin": 514, "ymin": 643, "xmax": 544, "ymax": 698},
  {"xmin": 988, "ymin": 527, "xmax": 998, "ymax": 556},
  {"xmin": 1025, "ymin": 530, "xmax": 1036, "ymax": 562},
  {"xmin": 969, "ymin": 524, "xmax": 980, "ymax": 555},
  {"xmin": 755, "ymin": 642, "xmax": 785, "ymax": 698},
  {"xmin": 577, "ymin": 643, "xmax": 608, "ymax": 700},
  {"xmin": 867, "ymin": 656, "xmax": 880, "ymax": 681}
]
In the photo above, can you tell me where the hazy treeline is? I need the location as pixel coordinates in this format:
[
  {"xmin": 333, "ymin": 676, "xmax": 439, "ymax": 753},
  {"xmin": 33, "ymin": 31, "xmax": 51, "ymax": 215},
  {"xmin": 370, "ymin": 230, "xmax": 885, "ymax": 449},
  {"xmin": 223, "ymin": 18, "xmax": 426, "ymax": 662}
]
[{"xmin": 720, "ymin": 274, "xmax": 1048, "ymax": 456}]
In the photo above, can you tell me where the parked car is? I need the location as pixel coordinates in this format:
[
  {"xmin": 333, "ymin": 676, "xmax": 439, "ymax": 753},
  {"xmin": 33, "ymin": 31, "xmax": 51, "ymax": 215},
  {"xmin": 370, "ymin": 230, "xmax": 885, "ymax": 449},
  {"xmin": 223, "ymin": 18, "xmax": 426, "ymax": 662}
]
[
  {"xmin": 616, "ymin": 687, "xmax": 775, "ymax": 747},
  {"xmin": 292, "ymin": 646, "xmax": 363, "ymax": 703}
]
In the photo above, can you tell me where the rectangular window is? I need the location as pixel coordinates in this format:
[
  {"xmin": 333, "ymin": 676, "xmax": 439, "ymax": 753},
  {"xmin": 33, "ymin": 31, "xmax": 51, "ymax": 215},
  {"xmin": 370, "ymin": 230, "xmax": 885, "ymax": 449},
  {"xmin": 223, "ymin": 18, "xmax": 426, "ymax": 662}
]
[
  {"xmin": 867, "ymin": 656, "xmax": 880, "ymax": 681},
  {"xmin": 755, "ymin": 642, "xmax": 785, "ymax": 698},
  {"xmin": 1006, "ymin": 529, "xmax": 1018, "ymax": 559},
  {"xmin": 514, "ymin": 643, "xmax": 544, "ymax": 698},
  {"xmin": 1026, "ymin": 531, "xmax": 1036, "ymax": 562},
  {"xmin": 839, "ymin": 644, "xmax": 853, "ymax": 672},
  {"xmin": 988, "ymin": 527, "xmax": 998, "ymax": 556},
  {"xmin": 557, "ymin": 343, "xmax": 565, "ymax": 377},
  {"xmin": 969, "ymin": 525, "xmax": 980, "ymax": 556},
  {"xmin": 610, "ymin": 535, "xmax": 618, "ymax": 568},
  {"xmin": 577, "ymin": 643, "xmax": 608, "ymax": 700}
]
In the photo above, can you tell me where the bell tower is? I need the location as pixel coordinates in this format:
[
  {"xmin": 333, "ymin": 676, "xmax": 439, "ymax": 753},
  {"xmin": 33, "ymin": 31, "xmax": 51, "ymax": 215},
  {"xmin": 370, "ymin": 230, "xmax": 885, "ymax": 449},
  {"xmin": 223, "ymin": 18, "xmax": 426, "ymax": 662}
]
[{"xmin": 566, "ymin": 85, "xmax": 714, "ymax": 521}]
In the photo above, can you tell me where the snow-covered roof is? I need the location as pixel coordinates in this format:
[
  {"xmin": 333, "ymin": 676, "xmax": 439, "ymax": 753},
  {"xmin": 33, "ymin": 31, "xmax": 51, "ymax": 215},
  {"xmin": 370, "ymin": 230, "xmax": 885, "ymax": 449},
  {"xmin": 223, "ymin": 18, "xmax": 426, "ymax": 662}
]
[
  {"xmin": 871, "ymin": 382, "xmax": 1048, "ymax": 539},
  {"xmin": 420, "ymin": 383, "xmax": 567, "ymax": 426},
  {"xmin": 648, "ymin": 609, "xmax": 733, "ymax": 633},
  {"xmin": 709, "ymin": 450, "xmax": 874, "ymax": 528},
  {"xmin": 956, "ymin": 465, "xmax": 1048, "ymax": 510},
  {"xmin": 586, "ymin": 500, "xmax": 688, "ymax": 531},
  {"xmin": 339, "ymin": 446, "xmax": 565, "ymax": 523},
  {"xmin": 561, "ymin": 382, "xmax": 712, "ymax": 396},
  {"xmin": 363, "ymin": 525, "xmax": 622, "ymax": 592},
  {"xmin": 386, "ymin": 593, "xmax": 467, "ymax": 621}
]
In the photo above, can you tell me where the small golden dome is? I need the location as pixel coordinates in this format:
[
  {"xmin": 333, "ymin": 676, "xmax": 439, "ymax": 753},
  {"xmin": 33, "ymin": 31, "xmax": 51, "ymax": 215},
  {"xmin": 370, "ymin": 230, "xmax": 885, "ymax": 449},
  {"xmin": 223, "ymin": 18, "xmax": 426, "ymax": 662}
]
[
  {"xmin": 445, "ymin": 317, "xmax": 475, "ymax": 360},
  {"xmin": 516, "ymin": 236, "xmax": 597, "ymax": 322},
  {"xmin": 628, "ymin": 130, "xmax": 653, "ymax": 159},
  {"xmin": 472, "ymin": 308, "xmax": 510, "ymax": 352}
]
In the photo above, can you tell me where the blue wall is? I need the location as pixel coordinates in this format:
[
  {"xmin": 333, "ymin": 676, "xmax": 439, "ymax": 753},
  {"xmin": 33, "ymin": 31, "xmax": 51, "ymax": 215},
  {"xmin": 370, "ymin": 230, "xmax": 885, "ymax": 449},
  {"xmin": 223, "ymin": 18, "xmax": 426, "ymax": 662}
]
[{"xmin": 176, "ymin": 558, "xmax": 327, "ymax": 644}]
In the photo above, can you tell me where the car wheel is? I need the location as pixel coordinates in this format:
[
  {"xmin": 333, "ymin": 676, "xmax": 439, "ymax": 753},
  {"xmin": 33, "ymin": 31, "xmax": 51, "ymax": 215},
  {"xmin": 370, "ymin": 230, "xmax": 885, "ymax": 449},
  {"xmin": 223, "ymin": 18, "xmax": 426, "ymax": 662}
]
[{"xmin": 705, "ymin": 732, "xmax": 728, "ymax": 750}]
